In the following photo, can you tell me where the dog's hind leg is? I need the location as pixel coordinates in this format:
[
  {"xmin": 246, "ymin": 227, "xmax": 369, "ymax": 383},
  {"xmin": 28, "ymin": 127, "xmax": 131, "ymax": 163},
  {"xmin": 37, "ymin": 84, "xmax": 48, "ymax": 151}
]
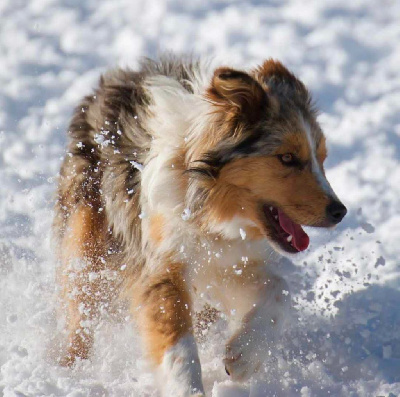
[
  {"xmin": 133, "ymin": 263, "xmax": 205, "ymax": 397},
  {"xmin": 57, "ymin": 204, "xmax": 112, "ymax": 367}
]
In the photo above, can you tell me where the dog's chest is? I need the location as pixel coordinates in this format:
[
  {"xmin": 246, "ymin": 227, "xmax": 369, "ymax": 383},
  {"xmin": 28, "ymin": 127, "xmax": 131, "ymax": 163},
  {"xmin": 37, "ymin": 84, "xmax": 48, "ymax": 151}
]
[{"xmin": 183, "ymin": 238, "xmax": 273, "ymax": 295}]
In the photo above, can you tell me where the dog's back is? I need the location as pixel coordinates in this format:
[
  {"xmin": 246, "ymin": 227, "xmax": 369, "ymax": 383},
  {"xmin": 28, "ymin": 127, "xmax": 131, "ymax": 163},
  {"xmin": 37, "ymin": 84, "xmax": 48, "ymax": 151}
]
[{"xmin": 55, "ymin": 57, "xmax": 201, "ymax": 268}]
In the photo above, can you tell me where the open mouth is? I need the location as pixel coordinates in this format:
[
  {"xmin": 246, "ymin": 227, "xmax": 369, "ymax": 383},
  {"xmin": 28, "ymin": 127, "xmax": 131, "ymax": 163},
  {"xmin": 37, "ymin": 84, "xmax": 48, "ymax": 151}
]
[{"xmin": 262, "ymin": 204, "xmax": 310, "ymax": 253}]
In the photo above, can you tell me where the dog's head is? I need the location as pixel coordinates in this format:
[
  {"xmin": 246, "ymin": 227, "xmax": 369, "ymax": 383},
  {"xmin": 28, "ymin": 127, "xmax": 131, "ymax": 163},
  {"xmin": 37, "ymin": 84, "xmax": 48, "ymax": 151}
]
[{"xmin": 187, "ymin": 59, "xmax": 346, "ymax": 254}]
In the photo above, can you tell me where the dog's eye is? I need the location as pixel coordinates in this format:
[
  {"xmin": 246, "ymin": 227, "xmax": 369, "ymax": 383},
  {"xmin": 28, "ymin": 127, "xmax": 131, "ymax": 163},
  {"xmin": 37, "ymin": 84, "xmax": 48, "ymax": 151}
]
[{"xmin": 278, "ymin": 153, "xmax": 296, "ymax": 165}]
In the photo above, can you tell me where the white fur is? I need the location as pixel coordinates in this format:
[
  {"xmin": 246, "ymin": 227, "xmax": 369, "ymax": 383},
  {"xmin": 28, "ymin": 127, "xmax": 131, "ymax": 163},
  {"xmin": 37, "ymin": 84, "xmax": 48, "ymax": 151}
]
[
  {"xmin": 139, "ymin": 74, "xmax": 210, "ymax": 266},
  {"xmin": 140, "ymin": 73, "xmax": 210, "ymax": 208},
  {"xmin": 158, "ymin": 334, "xmax": 204, "ymax": 397},
  {"xmin": 208, "ymin": 215, "xmax": 258, "ymax": 240},
  {"xmin": 302, "ymin": 116, "xmax": 337, "ymax": 200},
  {"xmin": 223, "ymin": 272, "xmax": 290, "ymax": 381},
  {"xmin": 141, "ymin": 75, "xmax": 196, "ymax": 210}
]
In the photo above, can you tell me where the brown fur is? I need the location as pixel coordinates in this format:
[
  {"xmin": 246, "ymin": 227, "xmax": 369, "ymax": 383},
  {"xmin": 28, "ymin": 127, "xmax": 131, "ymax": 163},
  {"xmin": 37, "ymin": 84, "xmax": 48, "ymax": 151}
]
[
  {"xmin": 219, "ymin": 156, "xmax": 330, "ymax": 226},
  {"xmin": 208, "ymin": 67, "xmax": 267, "ymax": 123},
  {"xmin": 198, "ymin": 129, "xmax": 328, "ymax": 235},
  {"xmin": 57, "ymin": 204, "xmax": 112, "ymax": 366},
  {"xmin": 134, "ymin": 263, "xmax": 193, "ymax": 364}
]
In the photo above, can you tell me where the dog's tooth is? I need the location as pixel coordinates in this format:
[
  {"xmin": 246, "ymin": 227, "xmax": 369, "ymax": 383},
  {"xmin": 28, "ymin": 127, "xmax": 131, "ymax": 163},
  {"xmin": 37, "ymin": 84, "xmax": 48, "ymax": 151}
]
[
  {"xmin": 287, "ymin": 235, "xmax": 293, "ymax": 242},
  {"xmin": 269, "ymin": 206, "xmax": 273, "ymax": 212},
  {"xmin": 274, "ymin": 215, "xmax": 278, "ymax": 220}
]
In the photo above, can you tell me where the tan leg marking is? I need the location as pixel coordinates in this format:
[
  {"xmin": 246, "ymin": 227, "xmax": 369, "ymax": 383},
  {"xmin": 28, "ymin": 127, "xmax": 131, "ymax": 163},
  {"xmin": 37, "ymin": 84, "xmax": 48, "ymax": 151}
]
[
  {"xmin": 135, "ymin": 263, "xmax": 193, "ymax": 365},
  {"xmin": 58, "ymin": 204, "xmax": 109, "ymax": 366}
]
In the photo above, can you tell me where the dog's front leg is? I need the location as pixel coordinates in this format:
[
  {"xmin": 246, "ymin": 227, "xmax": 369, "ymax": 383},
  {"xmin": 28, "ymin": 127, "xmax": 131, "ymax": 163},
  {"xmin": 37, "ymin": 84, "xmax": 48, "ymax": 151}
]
[
  {"xmin": 216, "ymin": 263, "xmax": 290, "ymax": 382},
  {"xmin": 135, "ymin": 263, "xmax": 205, "ymax": 397}
]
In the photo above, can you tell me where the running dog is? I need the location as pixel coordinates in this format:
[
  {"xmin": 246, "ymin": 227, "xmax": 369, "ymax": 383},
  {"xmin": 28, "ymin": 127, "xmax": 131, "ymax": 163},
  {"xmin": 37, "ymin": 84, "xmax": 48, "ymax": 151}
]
[{"xmin": 54, "ymin": 55, "xmax": 347, "ymax": 396}]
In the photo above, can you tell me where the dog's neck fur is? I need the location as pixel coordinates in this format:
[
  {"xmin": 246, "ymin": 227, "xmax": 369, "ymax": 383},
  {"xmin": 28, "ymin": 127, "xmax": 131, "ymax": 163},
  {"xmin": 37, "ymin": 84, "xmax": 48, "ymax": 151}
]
[{"xmin": 140, "ymin": 72, "xmax": 276, "ymax": 273}]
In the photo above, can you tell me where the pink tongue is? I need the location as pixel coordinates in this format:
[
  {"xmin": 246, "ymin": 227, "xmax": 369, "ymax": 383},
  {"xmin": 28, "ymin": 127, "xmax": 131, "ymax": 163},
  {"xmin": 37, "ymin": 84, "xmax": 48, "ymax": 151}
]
[{"xmin": 278, "ymin": 209, "xmax": 310, "ymax": 251}]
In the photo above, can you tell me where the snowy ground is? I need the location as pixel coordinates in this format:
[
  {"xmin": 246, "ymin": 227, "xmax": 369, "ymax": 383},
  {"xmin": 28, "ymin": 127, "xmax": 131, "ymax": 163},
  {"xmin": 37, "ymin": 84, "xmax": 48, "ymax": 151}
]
[{"xmin": 1, "ymin": 0, "xmax": 400, "ymax": 396}]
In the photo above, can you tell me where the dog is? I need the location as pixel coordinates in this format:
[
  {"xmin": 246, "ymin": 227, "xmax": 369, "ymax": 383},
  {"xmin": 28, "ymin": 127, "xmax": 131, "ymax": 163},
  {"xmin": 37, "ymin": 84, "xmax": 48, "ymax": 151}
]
[{"xmin": 54, "ymin": 55, "xmax": 347, "ymax": 396}]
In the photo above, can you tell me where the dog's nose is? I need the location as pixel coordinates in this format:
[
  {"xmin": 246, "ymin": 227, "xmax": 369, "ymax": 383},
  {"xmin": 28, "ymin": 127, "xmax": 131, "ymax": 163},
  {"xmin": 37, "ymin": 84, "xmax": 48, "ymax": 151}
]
[{"xmin": 326, "ymin": 200, "xmax": 347, "ymax": 224}]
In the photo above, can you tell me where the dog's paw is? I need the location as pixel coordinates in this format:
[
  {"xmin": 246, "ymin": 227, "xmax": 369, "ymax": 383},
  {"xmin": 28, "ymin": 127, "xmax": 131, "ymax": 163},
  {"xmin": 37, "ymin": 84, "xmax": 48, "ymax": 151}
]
[{"xmin": 223, "ymin": 330, "xmax": 264, "ymax": 382}]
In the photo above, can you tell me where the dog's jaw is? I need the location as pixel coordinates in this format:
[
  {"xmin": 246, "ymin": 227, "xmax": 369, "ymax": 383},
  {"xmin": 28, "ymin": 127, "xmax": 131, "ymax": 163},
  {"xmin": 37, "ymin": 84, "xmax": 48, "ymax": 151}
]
[{"xmin": 259, "ymin": 204, "xmax": 310, "ymax": 254}]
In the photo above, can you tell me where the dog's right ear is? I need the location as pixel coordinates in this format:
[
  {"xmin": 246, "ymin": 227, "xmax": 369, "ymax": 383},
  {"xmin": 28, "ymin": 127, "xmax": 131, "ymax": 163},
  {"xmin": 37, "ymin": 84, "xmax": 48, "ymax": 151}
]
[{"xmin": 207, "ymin": 67, "xmax": 267, "ymax": 123}]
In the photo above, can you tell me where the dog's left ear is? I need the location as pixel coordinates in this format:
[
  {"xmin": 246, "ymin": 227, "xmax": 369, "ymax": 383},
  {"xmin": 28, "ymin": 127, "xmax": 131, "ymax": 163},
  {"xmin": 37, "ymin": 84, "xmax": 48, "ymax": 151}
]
[
  {"xmin": 253, "ymin": 59, "xmax": 310, "ymax": 105},
  {"xmin": 208, "ymin": 67, "xmax": 267, "ymax": 123}
]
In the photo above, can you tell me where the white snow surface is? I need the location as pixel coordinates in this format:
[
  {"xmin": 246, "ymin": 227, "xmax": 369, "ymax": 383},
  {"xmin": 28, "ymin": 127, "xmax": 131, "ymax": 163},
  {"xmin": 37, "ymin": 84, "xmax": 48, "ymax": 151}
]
[{"xmin": 1, "ymin": 0, "xmax": 400, "ymax": 396}]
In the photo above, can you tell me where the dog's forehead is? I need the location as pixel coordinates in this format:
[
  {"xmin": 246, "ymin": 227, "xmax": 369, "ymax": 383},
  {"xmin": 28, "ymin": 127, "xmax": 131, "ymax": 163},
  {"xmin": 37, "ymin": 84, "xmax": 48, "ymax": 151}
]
[
  {"xmin": 302, "ymin": 116, "xmax": 325, "ymax": 158},
  {"xmin": 261, "ymin": 110, "xmax": 323, "ymax": 153}
]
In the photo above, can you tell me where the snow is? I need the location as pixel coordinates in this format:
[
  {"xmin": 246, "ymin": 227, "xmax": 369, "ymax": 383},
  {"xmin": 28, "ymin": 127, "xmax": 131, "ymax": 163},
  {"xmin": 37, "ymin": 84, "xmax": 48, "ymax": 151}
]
[
  {"xmin": 1, "ymin": 0, "xmax": 400, "ymax": 396},
  {"xmin": 182, "ymin": 208, "xmax": 191, "ymax": 222},
  {"xmin": 130, "ymin": 160, "xmax": 144, "ymax": 173}
]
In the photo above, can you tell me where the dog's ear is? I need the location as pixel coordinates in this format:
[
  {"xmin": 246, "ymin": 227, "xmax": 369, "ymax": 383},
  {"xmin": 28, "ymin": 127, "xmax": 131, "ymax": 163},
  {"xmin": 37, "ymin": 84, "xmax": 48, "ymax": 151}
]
[
  {"xmin": 254, "ymin": 59, "xmax": 309, "ymax": 104},
  {"xmin": 208, "ymin": 67, "xmax": 267, "ymax": 122}
]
